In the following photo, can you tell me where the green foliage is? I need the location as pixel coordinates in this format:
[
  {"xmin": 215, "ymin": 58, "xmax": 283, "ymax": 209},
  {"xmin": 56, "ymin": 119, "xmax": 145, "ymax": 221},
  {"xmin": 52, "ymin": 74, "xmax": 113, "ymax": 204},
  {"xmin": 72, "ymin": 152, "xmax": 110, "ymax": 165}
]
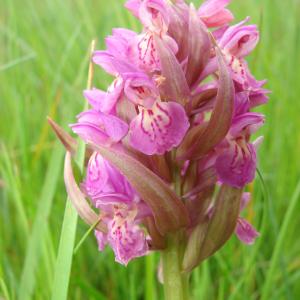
[{"xmin": 1, "ymin": 0, "xmax": 300, "ymax": 299}]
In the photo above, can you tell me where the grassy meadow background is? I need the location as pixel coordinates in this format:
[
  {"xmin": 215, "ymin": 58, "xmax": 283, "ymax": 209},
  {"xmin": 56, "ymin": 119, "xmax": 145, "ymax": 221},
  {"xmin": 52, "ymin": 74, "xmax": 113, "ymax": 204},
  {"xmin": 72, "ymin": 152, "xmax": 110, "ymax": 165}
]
[{"xmin": 1, "ymin": 0, "xmax": 300, "ymax": 299}]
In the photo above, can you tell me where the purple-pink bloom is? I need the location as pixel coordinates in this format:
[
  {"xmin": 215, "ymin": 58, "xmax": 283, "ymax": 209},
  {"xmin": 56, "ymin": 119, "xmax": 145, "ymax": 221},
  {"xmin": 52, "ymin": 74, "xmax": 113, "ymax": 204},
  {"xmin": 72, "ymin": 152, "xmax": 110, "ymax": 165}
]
[
  {"xmin": 83, "ymin": 153, "xmax": 149, "ymax": 212},
  {"xmin": 106, "ymin": 207, "xmax": 148, "ymax": 265},
  {"xmin": 84, "ymin": 152, "xmax": 150, "ymax": 265},
  {"xmin": 95, "ymin": 206, "xmax": 148, "ymax": 265},
  {"xmin": 125, "ymin": 0, "xmax": 178, "ymax": 73},
  {"xmin": 215, "ymin": 113, "xmax": 264, "ymax": 188},
  {"xmin": 215, "ymin": 143, "xmax": 257, "ymax": 188},
  {"xmin": 219, "ymin": 18, "xmax": 259, "ymax": 58},
  {"xmin": 64, "ymin": 0, "xmax": 268, "ymax": 267},
  {"xmin": 211, "ymin": 18, "xmax": 261, "ymax": 89}
]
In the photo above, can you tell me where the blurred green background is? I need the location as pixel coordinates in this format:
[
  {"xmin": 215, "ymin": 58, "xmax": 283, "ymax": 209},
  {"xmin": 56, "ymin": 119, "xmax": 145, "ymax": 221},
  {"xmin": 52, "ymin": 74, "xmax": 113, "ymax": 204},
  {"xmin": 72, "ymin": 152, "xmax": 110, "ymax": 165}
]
[{"xmin": 0, "ymin": 0, "xmax": 300, "ymax": 299}]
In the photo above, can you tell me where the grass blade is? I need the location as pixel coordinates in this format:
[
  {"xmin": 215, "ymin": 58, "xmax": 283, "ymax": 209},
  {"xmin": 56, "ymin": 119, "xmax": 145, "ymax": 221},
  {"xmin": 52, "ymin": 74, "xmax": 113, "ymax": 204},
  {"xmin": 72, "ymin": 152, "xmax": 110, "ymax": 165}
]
[
  {"xmin": 50, "ymin": 40, "xmax": 96, "ymax": 300},
  {"xmin": 50, "ymin": 200, "xmax": 78, "ymax": 300},
  {"xmin": 261, "ymin": 179, "xmax": 300, "ymax": 300},
  {"xmin": 18, "ymin": 144, "xmax": 64, "ymax": 300},
  {"xmin": 0, "ymin": 277, "xmax": 11, "ymax": 300}
]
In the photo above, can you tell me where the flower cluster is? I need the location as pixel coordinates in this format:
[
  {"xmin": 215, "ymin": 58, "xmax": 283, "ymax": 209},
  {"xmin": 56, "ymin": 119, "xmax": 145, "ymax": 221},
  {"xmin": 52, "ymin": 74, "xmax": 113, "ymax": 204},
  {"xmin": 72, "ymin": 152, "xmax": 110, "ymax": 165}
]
[{"xmin": 67, "ymin": 0, "xmax": 268, "ymax": 266}]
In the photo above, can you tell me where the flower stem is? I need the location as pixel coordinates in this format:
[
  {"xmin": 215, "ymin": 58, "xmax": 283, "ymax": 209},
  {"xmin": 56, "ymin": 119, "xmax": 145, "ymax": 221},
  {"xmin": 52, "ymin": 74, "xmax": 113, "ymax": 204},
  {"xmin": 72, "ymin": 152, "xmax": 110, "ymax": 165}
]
[{"xmin": 162, "ymin": 233, "xmax": 190, "ymax": 300}]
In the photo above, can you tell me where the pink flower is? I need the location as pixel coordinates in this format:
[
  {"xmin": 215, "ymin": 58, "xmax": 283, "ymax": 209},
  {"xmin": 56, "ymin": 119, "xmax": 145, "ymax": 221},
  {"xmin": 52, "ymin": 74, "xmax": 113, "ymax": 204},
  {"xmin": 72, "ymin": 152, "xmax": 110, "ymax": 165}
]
[
  {"xmin": 84, "ymin": 153, "xmax": 150, "ymax": 265},
  {"xmin": 215, "ymin": 18, "xmax": 262, "ymax": 89},
  {"xmin": 95, "ymin": 207, "xmax": 148, "ymax": 265},
  {"xmin": 125, "ymin": 0, "xmax": 178, "ymax": 73},
  {"xmin": 106, "ymin": 207, "xmax": 148, "ymax": 265},
  {"xmin": 219, "ymin": 18, "xmax": 259, "ymax": 58},
  {"xmin": 215, "ymin": 113, "xmax": 265, "ymax": 188},
  {"xmin": 62, "ymin": 0, "xmax": 268, "ymax": 268}
]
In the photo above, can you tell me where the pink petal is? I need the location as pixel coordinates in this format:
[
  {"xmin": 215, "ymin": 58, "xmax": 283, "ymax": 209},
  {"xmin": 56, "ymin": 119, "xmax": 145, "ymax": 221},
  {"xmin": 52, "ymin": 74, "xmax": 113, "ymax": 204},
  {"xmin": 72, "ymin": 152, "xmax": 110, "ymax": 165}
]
[
  {"xmin": 105, "ymin": 28, "xmax": 137, "ymax": 60},
  {"xmin": 199, "ymin": 0, "xmax": 231, "ymax": 16},
  {"xmin": 107, "ymin": 209, "xmax": 148, "ymax": 265},
  {"xmin": 204, "ymin": 9, "xmax": 234, "ymax": 28},
  {"xmin": 82, "ymin": 152, "xmax": 110, "ymax": 200},
  {"xmin": 83, "ymin": 88, "xmax": 107, "ymax": 111},
  {"xmin": 129, "ymin": 101, "xmax": 189, "ymax": 155},
  {"xmin": 230, "ymin": 112, "xmax": 265, "ymax": 137},
  {"xmin": 139, "ymin": 0, "xmax": 169, "ymax": 33},
  {"xmin": 236, "ymin": 218, "xmax": 259, "ymax": 245},
  {"xmin": 128, "ymin": 30, "xmax": 179, "ymax": 74},
  {"xmin": 92, "ymin": 51, "xmax": 118, "ymax": 75},
  {"xmin": 71, "ymin": 110, "xmax": 128, "ymax": 144},
  {"xmin": 219, "ymin": 18, "xmax": 259, "ymax": 58},
  {"xmin": 70, "ymin": 123, "xmax": 109, "ymax": 145},
  {"xmin": 123, "ymin": 73, "xmax": 158, "ymax": 108},
  {"xmin": 83, "ymin": 83, "xmax": 123, "ymax": 114},
  {"xmin": 98, "ymin": 112, "xmax": 129, "ymax": 142},
  {"xmin": 249, "ymin": 85, "xmax": 270, "ymax": 109},
  {"xmin": 215, "ymin": 142, "xmax": 257, "ymax": 188},
  {"xmin": 128, "ymin": 32, "xmax": 161, "ymax": 72},
  {"xmin": 199, "ymin": 0, "xmax": 234, "ymax": 28},
  {"xmin": 112, "ymin": 28, "xmax": 137, "ymax": 40},
  {"xmin": 83, "ymin": 152, "xmax": 145, "ymax": 213},
  {"xmin": 167, "ymin": 0, "xmax": 190, "ymax": 61},
  {"xmin": 125, "ymin": 0, "xmax": 142, "ymax": 18},
  {"xmin": 225, "ymin": 55, "xmax": 263, "ymax": 89},
  {"xmin": 234, "ymin": 91, "xmax": 250, "ymax": 115}
]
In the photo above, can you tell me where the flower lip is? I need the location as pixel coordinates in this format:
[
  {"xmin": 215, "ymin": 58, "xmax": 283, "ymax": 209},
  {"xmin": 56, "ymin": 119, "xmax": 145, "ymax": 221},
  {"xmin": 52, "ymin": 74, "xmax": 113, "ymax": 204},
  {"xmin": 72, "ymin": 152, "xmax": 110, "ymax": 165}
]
[{"xmin": 129, "ymin": 101, "xmax": 190, "ymax": 155}]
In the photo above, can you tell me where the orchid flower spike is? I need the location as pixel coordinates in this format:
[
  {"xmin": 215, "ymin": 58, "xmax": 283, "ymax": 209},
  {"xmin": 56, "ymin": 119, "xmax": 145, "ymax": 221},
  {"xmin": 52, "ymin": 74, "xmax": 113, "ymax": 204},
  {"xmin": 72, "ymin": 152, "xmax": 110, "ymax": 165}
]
[{"xmin": 60, "ymin": 0, "xmax": 268, "ymax": 281}]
